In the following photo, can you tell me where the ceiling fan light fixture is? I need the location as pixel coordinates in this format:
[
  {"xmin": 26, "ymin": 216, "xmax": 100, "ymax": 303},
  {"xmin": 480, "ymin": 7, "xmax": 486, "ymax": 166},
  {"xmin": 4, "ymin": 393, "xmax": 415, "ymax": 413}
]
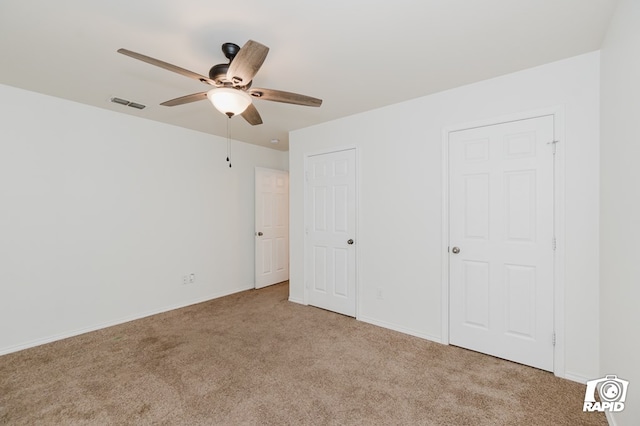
[
  {"xmin": 207, "ymin": 87, "xmax": 251, "ymax": 117},
  {"xmin": 118, "ymin": 41, "xmax": 321, "ymax": 127}
]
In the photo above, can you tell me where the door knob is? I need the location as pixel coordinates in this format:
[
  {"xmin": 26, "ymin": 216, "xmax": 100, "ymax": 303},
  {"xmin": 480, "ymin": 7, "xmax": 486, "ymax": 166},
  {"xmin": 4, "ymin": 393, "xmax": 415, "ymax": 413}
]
[
  {"xmin": 451, "ymin": 246, "xmax": 460, "ymax": 254},
  {"xmin": 257, "ymin": 232, "xmax": 263, "ymax": 236},
  {"xmin": 347, "ymin": 239, "xmax": 354, "ymax": 245}
]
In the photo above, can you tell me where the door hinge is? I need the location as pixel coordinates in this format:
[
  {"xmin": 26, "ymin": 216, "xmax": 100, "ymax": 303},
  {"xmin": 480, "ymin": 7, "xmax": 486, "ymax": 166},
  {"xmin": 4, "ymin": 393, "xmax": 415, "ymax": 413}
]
[
  {"xmin": 552, "ymin": 332, "xmax": 556, "ymax": 346},
  {"xmin": 552, "ymin": 237, "xmax": 557, "ymax": 251}
]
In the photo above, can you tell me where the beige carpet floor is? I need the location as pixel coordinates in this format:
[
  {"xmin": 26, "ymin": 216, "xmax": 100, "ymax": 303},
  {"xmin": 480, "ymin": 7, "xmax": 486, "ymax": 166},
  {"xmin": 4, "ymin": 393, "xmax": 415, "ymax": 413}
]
[{"xmin": 0, "ymin": 282, "xmax": 606, "ymax": 425}]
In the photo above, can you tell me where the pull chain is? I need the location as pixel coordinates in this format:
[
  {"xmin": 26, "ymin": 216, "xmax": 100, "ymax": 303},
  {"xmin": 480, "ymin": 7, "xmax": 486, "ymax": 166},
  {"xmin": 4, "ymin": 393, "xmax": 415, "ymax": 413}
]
[{"xmin": 226, "ymin": 117, "xmax": 231, "ymax": 168}]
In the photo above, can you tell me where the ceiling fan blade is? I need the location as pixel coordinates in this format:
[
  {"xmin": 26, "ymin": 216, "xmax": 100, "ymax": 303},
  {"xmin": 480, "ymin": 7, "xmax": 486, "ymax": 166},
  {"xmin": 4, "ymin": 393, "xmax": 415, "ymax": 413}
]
[
  {"xmin": 117, "ymin": 48, "xmax": 216, "ymax": 86},
  {"xmin": 240, "ymin": 103, "xmax": 263, "ymax": 126},
  {"xmin": 248, "ymin": 88, "xmax": 322, "ymax": 107},
  {"xmin": 160, "ymin": 92, "xmax": 208, "ymax": 106},
  {"xmin": 227, "ymin": 40, "xmax": 269, "ymax": 86}
]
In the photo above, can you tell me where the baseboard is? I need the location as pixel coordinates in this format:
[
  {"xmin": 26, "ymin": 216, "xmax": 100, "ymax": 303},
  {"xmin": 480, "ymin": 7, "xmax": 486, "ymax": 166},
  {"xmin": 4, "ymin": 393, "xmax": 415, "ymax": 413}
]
[
  {"xmin": 0, "ymin": 284, "xmax": 254, "ymax": 356},
  {"xmin": 358, "ymin": 315, "xmax": 442, "ymax": 344},
  {"xmin": 563, "ymin": 371, "xmax": 590, "ymax": 384},
  {"xmin": 288, "ymin": 297, "xmax": 305, "ymax": 305},
  {"xmin": 567, "ymin": 374, "xmax": 616, "ymax": 426}
]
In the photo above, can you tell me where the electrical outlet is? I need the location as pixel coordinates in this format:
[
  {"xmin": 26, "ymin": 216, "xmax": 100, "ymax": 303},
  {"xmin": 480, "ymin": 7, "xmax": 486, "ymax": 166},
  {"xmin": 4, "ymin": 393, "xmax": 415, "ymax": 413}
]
[
  {"xmin": 182, "ymin": 275, "xmax": 188, "ymax": 285},
  {"xmin": 376, "ymin": 288, "xmax": 383, "ymax": 300},
  {"xmin": 189, "ymin": 273, "xmax": 195, "ymax": 284}
]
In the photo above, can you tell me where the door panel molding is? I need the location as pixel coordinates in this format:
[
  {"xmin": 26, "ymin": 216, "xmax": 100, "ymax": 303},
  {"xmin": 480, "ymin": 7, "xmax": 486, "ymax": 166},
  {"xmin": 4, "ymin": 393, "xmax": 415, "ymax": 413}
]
[{"xmin": 441, "ymin": 106, "xmax": 565, "ymax": 378}]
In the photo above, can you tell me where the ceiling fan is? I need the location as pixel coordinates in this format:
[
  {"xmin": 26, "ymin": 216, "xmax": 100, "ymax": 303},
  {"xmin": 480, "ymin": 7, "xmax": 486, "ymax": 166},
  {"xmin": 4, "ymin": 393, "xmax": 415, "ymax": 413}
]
[{"xmin": 117, "ymin": 40, "xmax": 322, "ymax": 125}]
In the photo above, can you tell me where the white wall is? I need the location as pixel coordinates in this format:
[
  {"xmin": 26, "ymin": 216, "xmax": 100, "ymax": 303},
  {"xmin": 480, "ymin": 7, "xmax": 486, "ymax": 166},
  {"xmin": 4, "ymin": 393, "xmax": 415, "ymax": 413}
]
[
  {"xmin": 600, "ymin": 0, "xmax": 640, "ymax": 424},
  {"xmin": 290, "ymin": 52, "xmax": 600, "ymax": 382},
  {"xmin": 0, "ymin": 84, "xmax": 288, "ymax": 354}
]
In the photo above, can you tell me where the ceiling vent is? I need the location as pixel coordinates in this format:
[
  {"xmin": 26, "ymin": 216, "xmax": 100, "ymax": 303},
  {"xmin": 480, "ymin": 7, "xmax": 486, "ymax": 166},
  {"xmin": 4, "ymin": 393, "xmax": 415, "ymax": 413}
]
[{"xmin": 110, "ymin": 97, "xmax": 146, "ymax": 110}]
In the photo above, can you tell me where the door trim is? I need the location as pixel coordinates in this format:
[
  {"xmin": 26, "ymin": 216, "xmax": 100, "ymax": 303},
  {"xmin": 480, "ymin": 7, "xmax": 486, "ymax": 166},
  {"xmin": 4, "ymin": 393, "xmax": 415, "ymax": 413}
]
[
  {"xmin": 440, "ymin": 106, "xmax": 566, "ymax": 378},
  {"xmin": 303, "ymin": 146, "xmax": 359, "ymax": 318}
]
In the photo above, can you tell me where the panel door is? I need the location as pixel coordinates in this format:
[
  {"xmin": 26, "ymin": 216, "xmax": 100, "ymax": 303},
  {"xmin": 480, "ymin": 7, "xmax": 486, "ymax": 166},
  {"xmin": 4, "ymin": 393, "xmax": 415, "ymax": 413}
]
[
  {"xmin": 306, "ymin": 149, "xmax": 357, "ymax": 317},
  {"xmin": 449, "ymin": 115, "xmax": 555, "ymax": 371},
  {"xmin": 255, "ymin": 168, "xmax": 289, "ymax": 289}
]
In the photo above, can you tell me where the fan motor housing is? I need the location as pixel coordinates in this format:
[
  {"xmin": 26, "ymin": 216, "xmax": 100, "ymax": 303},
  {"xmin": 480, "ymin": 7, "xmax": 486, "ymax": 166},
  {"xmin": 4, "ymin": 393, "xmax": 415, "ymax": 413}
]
[
  {"xmin": 209, "ymin": 63, "xmax": 229, "ymax": 85},
  {"xmin": 209, "ymin": 63, "xmax": 252, "ymax": 88}
]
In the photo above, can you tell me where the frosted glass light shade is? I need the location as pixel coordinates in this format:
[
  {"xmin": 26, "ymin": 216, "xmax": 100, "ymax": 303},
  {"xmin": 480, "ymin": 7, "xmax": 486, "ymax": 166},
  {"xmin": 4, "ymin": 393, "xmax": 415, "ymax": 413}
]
[{"xmin": 207, "ymin": 88, "xmax": 252, "ymax": 117}]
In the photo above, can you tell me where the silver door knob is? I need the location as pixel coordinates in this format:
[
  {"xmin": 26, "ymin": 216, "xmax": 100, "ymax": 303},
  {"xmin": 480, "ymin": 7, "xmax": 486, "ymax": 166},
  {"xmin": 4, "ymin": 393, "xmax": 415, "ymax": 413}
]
[
  {"xmin": 257, "ymin": 232, "xmax": 263, "ymax": 236},
  {"xmin": 452, "ymin": 247, "xmax": 460, "ymax": 254},
  {"xmin": 347, "ymin": 239, "xmax": 354, "ymax": 245}
]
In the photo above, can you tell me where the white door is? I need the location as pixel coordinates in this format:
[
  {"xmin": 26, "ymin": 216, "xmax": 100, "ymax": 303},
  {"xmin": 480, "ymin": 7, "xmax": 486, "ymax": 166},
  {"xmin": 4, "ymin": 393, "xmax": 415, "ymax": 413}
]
[
  {"xmin": 448, "ymin": 115, "xmax": 555, "ymax": 371},
  {"xmin": 255, "ymin": 167, "xmax": 289, "ymax": 289},
  {"xmin": 306, "ymin": 149, "xmax": 357, "ymax": 317}
]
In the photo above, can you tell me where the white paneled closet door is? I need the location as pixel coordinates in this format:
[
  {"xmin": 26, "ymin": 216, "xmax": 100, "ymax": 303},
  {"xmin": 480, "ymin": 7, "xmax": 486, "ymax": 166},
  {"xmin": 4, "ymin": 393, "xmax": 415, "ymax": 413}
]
[{"xmin": 449, "ymin": 115, "xmax": 555, "ymax": 371}]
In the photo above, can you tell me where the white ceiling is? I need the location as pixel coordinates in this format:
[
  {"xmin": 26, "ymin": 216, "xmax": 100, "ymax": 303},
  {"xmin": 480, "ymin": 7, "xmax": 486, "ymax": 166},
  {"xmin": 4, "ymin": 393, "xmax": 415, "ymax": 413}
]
[{"xmin": 0, "ymin": 0, "xmax": 617, "ymax": 151}]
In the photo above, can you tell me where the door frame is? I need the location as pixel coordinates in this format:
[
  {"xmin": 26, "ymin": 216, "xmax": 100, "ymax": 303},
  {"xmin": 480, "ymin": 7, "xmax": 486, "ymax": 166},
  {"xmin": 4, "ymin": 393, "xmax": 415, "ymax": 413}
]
[
  {"xmin": 303, "ymin": 146, "xmax": 360, "ymax": 318},
  {"xmin": 440, "ymin": 106, "xmax": 566, "ymax": 378}
]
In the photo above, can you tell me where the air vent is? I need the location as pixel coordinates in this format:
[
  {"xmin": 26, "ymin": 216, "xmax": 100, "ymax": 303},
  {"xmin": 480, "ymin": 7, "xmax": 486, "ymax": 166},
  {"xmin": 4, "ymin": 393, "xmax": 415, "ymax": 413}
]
[{"xmin": 110, "ymin": 97, "xmax": 146, "ymax": 110}]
